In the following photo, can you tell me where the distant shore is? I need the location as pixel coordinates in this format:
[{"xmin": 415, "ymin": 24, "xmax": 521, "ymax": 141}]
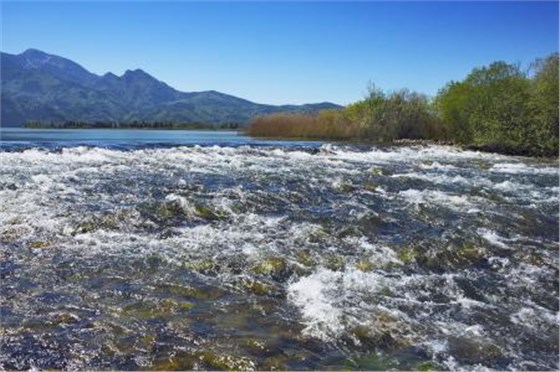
[
  {"xmin": 246, "ymin": 135, "xmax": 558, "ymax": 158},
  {"xmin": 10, "ymin": 124, "xmax": 558, "ymax": 157},
  {"xmin": 22, "ymin": 121, "xmax": 240, "ymax": 130},
  {"xmin": 16, "ymin": 126, "xmax": 238, "ymax": 132}
]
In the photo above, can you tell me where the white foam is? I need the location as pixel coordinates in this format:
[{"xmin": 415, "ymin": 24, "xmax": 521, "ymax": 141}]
[
  {"xmin": 391, "ymin": 172, "xmax": 477, "ymax": 187},
  {"xmin": 398, "ymin": 189, "xmax": 473, "ymax": 209},
  {"xmin": 164, "ymin": 193, "xmax": 212, "ymax": 220},
  {"xmin": 477, "ymin": 228, "xmax": 510, "ymax": 249},
  {"xmin": 287, "ymin": 269, "xmax": 475, "ymax": 345},
  {"xmin": 419, "ymin": 161, "xmax": 457, "ymax": 170},
  {"xmin": 287, "ymin": 269, "xmax": 345, "ymax": 341},
  {"xmin": 510, "ymin": 306, "xmax": 559, "ymax": 331},
  {"xmin": 490, "ymin": 162, "xmax": 558, "ymax": 175}
]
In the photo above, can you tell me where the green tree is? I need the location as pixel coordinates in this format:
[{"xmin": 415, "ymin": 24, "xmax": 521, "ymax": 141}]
[
  {"xmin": 464, "ymin": 62, "xmax": 531, "ymax": 146},
  {"xmin": 527, "ymin": 53, "xmax": 559, "ymax": 154},
  {"xmin": 435, "ymin": 81, "xmax": 473, "ymax": 142},
  {"xmin": 436, "ymin": 61, "xmax": 538, "ymax": 150}
]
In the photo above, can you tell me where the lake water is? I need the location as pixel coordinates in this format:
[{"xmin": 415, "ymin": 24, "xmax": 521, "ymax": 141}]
[
  {"xmin": 1, "ymin": 129, "xmax": 558, "ymax": 370},
  {"xmin": 0, "ymin": 128, "xmax": 321, "ymax": 150}
]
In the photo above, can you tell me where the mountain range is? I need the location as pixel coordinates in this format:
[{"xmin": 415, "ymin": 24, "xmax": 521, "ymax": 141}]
[{"xmin": 1, "ymin": 49, "xmax": 341, "ymax": 127}]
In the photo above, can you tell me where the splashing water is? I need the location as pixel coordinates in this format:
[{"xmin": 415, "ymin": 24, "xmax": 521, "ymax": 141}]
[{"xmin": 1, "ymin": 141, "xmax": 558, "ymax": 370}]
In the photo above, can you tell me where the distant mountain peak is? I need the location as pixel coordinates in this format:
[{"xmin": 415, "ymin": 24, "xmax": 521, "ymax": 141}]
[
  {"xmin": 123, "ymin": 68, "xmax": 151, "ymax": 77},
  {"xmin": 20, "ymin": 48, "xmax": 52, "ymax": 68},
  {"xmin": 21, "ymin": 48, "xmax": 49, "ymax": 56},
  {"xmin": 1, "ymin": 48, "xmax": 342, "ymax": 126}
]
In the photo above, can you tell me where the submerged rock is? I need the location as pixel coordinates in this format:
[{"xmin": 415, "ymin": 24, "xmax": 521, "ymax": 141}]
[
  {"xmin": 29, "ymin": 240, "xmax": 51, "ymax": 249},
  {"xmin": 350, "ymin": 312, "xmax": 414, "ymax": 350},
  {"xmin": 1, "ymin": 226, "xmax": 26, "ymax": 243},
  {"xmin": 333, "ymin": 180, "xmax": 358, "ymax": 193},
  {"xmin": 242, "ymin": 278, "xmax": 277, "ymax": 296},
  {"xmin": 307, "ymin": 228, "xmax": 328, "ymax": 243},
  {"xmin": 184, "ymin": 258, "xmax": 219, "ymax": 275},
  {"xmin": 324, "ymin": 254, "xmax": 346, "ymax": 271},
  {"xmin": 417, "ymin": 244, "xmax": 487, "ymax": 271},
  {"xmin": 152, "ymin": 351, "xmax": 198, "ymax": 371},
  {"xmin": 397, "ymin": 247, "xmax": 418, "ymax": 264},
  {"xmin": 194, "ymin": 204, "xmax": 227, "ymax": 221},
  {"xmin": 335, "ymin": 226, "xmax": 362, "ymax": 239},
  {"xmin": 458, "ymin": 244, "xmax": 485, "ymax": 262},
  {"xmin": 355, "ymin": 258, "xmax": 376, "ymax": 272},
  {"xmin": 120, "ymin": 298, "xmax": 194, "ymax": 321},
  {"xmin": 295, "ymin": 250, "xmax": 316, "ymax": 267},
  {"xmin": 73, "ymin": 219, "xmax": 99, "ymax": 234},
  {"xmin": 51, "ymin": 312, "xmax": 81, "ymax": 326},
  {"xmin": 417, "ymin": 361, "xmax": 439, "ymax": 371},
  {"xmin": 364, "ymin": 181, "xmax": 378, "ymax": 192},
  {"xmin": 155, "ymin": 344, "xmax": 257, "ymax": 371},
  {"xmin": 251, "ymin": 257, "xmax": 289, "ymax": 281},
  {"xmin": 370, "ymin": 167, "xmax": 391, "ymax": 176},
  {"xmin": 347, "ymin": 353, "xmax": 395, "ymax": 371},
  {"xmin": 73, "ymin": 208, "xmax": 141, "ymax": 234},
  {"xmin": 198, "ymin": 352, "xmax": 256, "ymax": 371},
  {"xmin": 447, "ymin": 336, "xmax": 504, "ymax": 365},
  {"xmin": 155, "ymin": 200, "xmax": 188, "ymax": 220},
  {"xmin": 260, "ymin": 355, "xmax": 288, "ymax": 370},
  {"xmin": 243, "ymin": 338, "xmax": 268, "ymax": 354},
  {"xmin": 159, "ymin": 283, "xmax": 224, "ymax": 300},
  {"xmin": 474, "ymin": 159, "xmax": 492, "ymax": 170}
]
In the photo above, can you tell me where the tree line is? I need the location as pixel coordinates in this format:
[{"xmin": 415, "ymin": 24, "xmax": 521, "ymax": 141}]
[
  {"xmin": 23, "ymin": 120, "xmax": 240, "ymax": 130},
  {"xmin": 247, "ymin": 53, "xmax": 558, "ymax": 156}
]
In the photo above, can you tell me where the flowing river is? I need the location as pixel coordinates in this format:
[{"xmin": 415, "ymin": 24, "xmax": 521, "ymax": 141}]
[{"xmin": 0, "ymin": 129, "xmax": 558, "ymax": 370}]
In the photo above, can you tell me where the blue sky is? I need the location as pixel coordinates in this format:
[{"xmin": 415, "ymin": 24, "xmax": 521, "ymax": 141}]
[{"xmin": 1, "ymin": 1, "xmax": 558, "ymax": 105}]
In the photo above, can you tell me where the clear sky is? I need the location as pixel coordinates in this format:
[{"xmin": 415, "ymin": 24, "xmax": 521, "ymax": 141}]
[{"xmin": 1, "ymin": 1, "xmax": 558, "ymax": 105}]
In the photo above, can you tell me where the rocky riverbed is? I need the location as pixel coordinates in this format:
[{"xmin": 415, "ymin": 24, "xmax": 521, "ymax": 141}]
[{"xmin": 1, "ymin": 143, "xmax": 558, "ymax": 370}]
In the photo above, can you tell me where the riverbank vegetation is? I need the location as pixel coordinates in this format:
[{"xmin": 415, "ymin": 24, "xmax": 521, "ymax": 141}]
[{"xmin": 247, "ymin": 54, "xmax": 559, "ymax": 156}]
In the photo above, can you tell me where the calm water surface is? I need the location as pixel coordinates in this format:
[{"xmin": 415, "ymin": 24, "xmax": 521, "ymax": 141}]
[
  {"xmin": 1, "ymin": 128, "xmax": 558, "ymax": 370},
  {"xmin": 0, "ymin": 128, "xmax": 320, "ymax": 150}
]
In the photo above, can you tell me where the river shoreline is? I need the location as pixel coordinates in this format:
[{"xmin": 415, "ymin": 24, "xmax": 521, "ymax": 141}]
[
  {"xmin": 247, "ymin": 135, "xmax": 559, "ymax": 158},
  {"xmin": 6, "ymin": 127, "xmax": 558, "ymax": 158}
]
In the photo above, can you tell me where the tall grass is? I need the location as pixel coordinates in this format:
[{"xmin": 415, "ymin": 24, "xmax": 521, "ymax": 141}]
[
  {"xmin": 246, "ymin": 90, "xmax": 450, "ymax": 142},
  {"xmin": 247, "ymin": 111, "xmax": 359, "ymax": 140}
]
